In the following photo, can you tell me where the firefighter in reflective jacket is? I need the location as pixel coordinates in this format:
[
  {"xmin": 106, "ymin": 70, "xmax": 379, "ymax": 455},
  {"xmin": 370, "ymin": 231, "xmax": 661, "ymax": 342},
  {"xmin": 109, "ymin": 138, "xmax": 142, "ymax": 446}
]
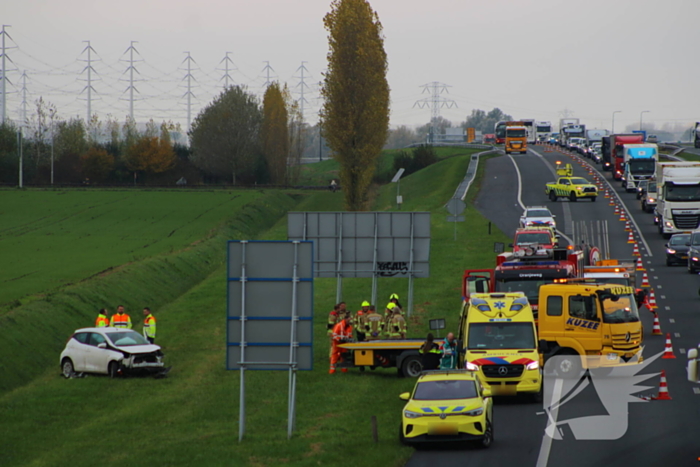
[
  {"xmin": 363, "ymin": 305, "xmax": 384, "ymax": 340},
  {"xmin": 142, "ymin": 307, "xmax": 156, "ymax": 344},
  {"xmin": 383, "ymin": 303, "xmax": 396, "ymax": 339},
  {"xmin": 387, "ymin": 293, "xmax": 403, "ymax": 315},
  {"xmin": 330, "ymin": 316, "xmax": 353, "ymax": 374},
  {"xmin": 95, "ymin": 308, "xmax": 109, "ymax": 327},
  {"xmin": 388, "ymin": 305, "xmax": 407, "ymax": 339},
  {"xmin": 110, "ymin": 305, "xmax": 132, "ymax": 329},
  {"xmin": 355, "ymin": 301, "xmax": 370, "ymax": 341}
]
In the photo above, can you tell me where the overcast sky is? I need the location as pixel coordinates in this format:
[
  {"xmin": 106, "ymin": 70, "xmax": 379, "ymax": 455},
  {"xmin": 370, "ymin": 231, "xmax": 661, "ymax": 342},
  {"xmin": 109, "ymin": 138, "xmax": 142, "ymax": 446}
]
[{"xmin": 3, "ymin": 0, "xmax": 698, "ymax": 133}]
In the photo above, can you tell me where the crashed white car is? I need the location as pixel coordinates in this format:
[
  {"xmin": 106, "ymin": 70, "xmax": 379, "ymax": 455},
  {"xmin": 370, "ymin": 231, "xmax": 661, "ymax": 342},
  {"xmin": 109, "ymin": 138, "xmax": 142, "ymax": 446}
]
[
  {"xmin": 60, "ymin": 327, "xmax": 165, "ymax": 378},
  {"xmin": 519, "ymin": 206, "xmax": 556, "ymax": 229}
]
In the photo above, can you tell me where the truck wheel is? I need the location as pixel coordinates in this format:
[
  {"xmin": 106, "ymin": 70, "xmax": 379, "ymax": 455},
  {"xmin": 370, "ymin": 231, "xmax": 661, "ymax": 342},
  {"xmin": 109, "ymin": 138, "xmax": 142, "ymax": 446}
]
[
  {"xmin": 400, "ymin": 355, "xmax": 423, "ymax": 378},
  {"xmin": 549, "ymin": 191, "xmax": 557, "ymax": 202},
  {"xmin": 590, "ymin": 196, "xmax": 596, "ymax": 202},
  {"xmin": 553, "ymin": 351, "xmax": 583, "ymax": 379},
  {"xmin": 569, "ymin": 192, "xmax": 577, "ymax": 202}
]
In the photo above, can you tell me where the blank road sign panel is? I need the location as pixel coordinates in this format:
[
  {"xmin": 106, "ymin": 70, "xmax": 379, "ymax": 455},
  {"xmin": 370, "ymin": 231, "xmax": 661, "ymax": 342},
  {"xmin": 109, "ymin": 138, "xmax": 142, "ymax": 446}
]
[
  {"xmin": 227, "ymin": 319, "xmax": 313, "ymax": 345},
  {"xmin": 228, "ymin": 241, "xmax": 313, "ymax": 279},
  {"xmin": 228, "ymin": 281, "xmax": 313, "ymax": 318},
  {"xmin": 227, "ymin": 346, "xmax": 313, "ymax": 371}
]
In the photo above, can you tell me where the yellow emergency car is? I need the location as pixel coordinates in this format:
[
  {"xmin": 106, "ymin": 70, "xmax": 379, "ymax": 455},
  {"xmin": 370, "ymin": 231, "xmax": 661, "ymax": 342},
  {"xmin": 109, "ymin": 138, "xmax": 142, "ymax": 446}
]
[
  {"xmin": 458, "ymin": 292, "xmax": 542, "ymax": 401},
  {"xmin": 399, "ymin": 370, "xmax": 493, "ymax": 448}
]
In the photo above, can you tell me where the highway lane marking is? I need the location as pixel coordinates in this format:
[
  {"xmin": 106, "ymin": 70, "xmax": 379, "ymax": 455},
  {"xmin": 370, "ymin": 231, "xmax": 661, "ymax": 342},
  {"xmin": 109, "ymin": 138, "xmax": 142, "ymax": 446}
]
[
  {"xmin": 680, "ymin": 348, "xmax": 686, "ymax": 354},
  {"xmin": 657, "ymin": 285, "xmax": 663, "ymax": 289},
  {"xmin": 509, "ymin": 152, "xmax": 575, "ymax": 245},
  {"xmin": 572, "ymin": 154, "xmax": 653, "ymax": 257},
  {"xmin": 526, "ymin": 148, "xmax": 574, "ymax": 239},
  {"xmin": 670, "ymin": 318, "xmax": 676, "ymax": 323},
  {"xmin": 654, "ymin": 276, "xmax": 659, "ymax": 280},
  {"xmin": 661, "ymin": 295, "xmax": 666, "ymax": 299},
  {"xmin": 650, "ymin": 268, "xmax": 655, "ymax": 272},
  {"xmin": 693, "ymin": 387, "xmax": 700, "ymax": 395},
  {"xmin": 665, "ymin": 306, "xmax": 671, "ymax": 311},
  {"xmin": 675, "ymin": 332, "xmax": 681, "ymax": 338},
  {"xmin": 536, "ymin": 377, "xmax": 564, "ymax": 467}
]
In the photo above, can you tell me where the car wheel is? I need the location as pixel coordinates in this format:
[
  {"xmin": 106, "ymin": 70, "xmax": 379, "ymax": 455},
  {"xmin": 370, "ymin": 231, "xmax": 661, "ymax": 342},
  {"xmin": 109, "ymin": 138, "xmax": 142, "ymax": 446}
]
[
  {"xmin": 479, "ymin": 420, "xmax": 493, "ymax": 449},
  {"xmin": 530, "ymin": 384, "xmax": 544, "ymax": 404},
  {"xmin": 666, "ymin": 258, "xmax": 673, "ymax": 267},
  {"xmin": 553, "ymin": 351, "xmax": 583, "ymax": 379},
  {"xmin": 108, "ymin": 361, "xmax": 121, "ymax": 379},
  {"xmin": 549, "ymin": 191, "xmax": 557, "ymax": 202},
  {"xmin": 569, "ymin": 192, "xmax": 577, "ymax": 202},
  {"xmin": 688, "ymin": 261, "xmax": 696, "ymax": 274},
  {"xmin": 641, "ymin": 201, "xmax": 646, "ymax": 211},
  {"xmin": 590, "ymin": 196, "xmax": 596, "ymax": 202},
  {"xmin": 61, "ymin": 358, "xmax": 74, "ymax": 378},
  {"xmin": 401, "ymin": 355, "xmax": 423, "ymax": 378}
]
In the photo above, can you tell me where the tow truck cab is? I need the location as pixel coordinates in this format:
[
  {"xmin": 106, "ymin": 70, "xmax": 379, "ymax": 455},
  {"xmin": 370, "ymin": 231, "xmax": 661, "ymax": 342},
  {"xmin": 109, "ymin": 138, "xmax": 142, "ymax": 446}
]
[
  {"xmin": 458, "ymin": 292, "xmax": 542, "ymax": 400},
  {"xmin": 537, "ymin": 283, "xmax": 643, "ymax": 371}
]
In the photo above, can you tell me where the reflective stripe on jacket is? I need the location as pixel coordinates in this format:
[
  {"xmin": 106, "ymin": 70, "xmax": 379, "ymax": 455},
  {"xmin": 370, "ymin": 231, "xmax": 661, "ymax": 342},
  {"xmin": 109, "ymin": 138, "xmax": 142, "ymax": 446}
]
[{"xmin": 110, "ymin": 313, "xmax": 132, "ymax": 329}]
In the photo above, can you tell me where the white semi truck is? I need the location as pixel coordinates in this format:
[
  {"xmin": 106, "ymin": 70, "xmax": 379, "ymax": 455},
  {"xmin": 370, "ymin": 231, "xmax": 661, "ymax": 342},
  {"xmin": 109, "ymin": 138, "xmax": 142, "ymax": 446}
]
[{"xmin": 655, "ymin": 161, "xmax": 700, "ymax": 237}]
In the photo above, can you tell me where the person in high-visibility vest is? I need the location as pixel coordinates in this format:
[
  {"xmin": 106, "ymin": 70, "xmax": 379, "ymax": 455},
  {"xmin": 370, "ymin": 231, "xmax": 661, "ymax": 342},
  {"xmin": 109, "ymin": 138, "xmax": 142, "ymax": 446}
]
[
  {"xmin": 354, "ymin": 301, "xmax": 370, "ymax": 342},
  {"xmin": 95, "ymin": 308, "xmax": 110, "ymax": 327},
  {"xmin": 329, "ymin": 316, "xmax": 353, "ymax": 374},
  {"xmin": 142, "ymin": 307, "xmax": 156, "ymax": 344},
  {"xmin": 363, "ymin": 305, "xmax": 384, "ymax": 340},
  {"xmin": 387, "ymin": 293, "xmax": 404, "ymax": 315},
  {"xmin": 110, "ymin": 305, "xmax": 132, "ymax": 329},
  {"xmin": 388, "ymin": 306, "xmax": 407, "ymax": 339},
  {"xmin": 327, "ymin": 304, "xmax": 341, "ymax": 357}
]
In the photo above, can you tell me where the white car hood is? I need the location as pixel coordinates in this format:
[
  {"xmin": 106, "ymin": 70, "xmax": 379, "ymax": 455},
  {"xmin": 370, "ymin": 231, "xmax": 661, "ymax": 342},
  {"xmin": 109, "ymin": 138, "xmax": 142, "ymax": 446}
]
[{"xmin": 112, "ymin": 344, "xmax": 161, "ymax": 354}]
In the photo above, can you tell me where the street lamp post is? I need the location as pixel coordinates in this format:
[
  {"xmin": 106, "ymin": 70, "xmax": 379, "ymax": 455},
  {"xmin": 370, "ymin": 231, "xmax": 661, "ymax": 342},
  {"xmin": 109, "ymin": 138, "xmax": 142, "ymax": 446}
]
[
  {"xmin": 640, "ymin": 110, "xmax": 650, "ymax": 132},
  {"xmin": 612, "ymin": 111, "xmax": 622, "ymax": 134}
]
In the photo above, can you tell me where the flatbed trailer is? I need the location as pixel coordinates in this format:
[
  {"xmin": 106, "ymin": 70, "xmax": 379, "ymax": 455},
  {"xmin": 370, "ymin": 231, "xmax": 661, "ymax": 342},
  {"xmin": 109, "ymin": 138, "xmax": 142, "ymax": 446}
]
[{"xmin": 337, "ymin": 339, "xmax": 445, "ymax": 377}]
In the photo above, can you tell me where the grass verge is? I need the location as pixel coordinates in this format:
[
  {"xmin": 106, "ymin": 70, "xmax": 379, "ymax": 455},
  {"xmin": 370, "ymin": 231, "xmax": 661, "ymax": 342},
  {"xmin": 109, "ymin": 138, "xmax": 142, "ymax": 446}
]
[{"xmin": 0, "ymin": 153, "xmax": 509, "ymax": 466}]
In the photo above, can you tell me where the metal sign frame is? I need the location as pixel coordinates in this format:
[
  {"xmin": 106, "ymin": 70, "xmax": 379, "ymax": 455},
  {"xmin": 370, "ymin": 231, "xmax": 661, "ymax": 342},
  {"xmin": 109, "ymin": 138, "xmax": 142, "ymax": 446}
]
[
  {"xmin": 288, "ymin": 212, "xmax": 430, "ymax": 315},
  {"xmin": 226, "ymin": 240, "xmax": 313, "ymax": 441}
]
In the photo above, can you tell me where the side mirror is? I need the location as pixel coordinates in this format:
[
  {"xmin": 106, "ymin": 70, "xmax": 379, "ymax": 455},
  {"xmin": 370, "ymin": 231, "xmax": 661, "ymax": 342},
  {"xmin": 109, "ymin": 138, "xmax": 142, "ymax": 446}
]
[
  {"xmin": 482, "ymin": 388, "xmax": 492, "ymax": 398},
  {"xmin": 399, "ymin": 392, "xmax": 410, "ymax": 401},
  {"xmin": 97, "ymin": 343, "xmax": 107, "ymax": 349}
]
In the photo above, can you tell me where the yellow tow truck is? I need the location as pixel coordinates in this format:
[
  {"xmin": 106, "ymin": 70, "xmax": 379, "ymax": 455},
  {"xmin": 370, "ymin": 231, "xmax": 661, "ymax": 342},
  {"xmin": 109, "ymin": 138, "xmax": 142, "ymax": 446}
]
[{"xmin": 537, "ymin": 282, "xmax": 644, "ymax": 376}]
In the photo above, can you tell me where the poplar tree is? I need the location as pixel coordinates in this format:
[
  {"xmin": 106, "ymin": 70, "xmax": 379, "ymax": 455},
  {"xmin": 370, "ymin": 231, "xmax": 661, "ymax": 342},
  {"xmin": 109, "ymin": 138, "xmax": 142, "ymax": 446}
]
[
  {"xmin": 321, "ymin": 0, "xmax": 390, "ymax": 210},
  {"xmin": 261, "ymin": 82, "xmax": 289, "ymax": 185}
]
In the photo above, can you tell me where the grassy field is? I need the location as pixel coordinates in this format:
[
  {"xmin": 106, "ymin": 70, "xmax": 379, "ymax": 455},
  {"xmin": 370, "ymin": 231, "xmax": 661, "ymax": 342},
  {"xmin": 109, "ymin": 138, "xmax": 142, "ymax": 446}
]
[
  {"xmin": 0, "ymin": 190, "xmax": 267, "ymax": 311},
  {"xmin": 0, "ymin": 151, "xmax": 510, "ymax": 467}
]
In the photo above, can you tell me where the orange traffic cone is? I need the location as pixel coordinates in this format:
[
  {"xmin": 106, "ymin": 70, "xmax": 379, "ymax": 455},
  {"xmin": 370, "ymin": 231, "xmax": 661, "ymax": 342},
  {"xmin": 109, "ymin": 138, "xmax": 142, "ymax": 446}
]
[
  {"xmin": 632, "ymin": 243, "xmax": 641, "ymax": 257},
  {"xmin": 625, "ymin": 221, "xmax": 632, "ymax": 232},
  {"xmin": 662, "ymin": 333, "xmax": 676, "ymax": 359},
  {"xmin": 651, "ymin": 313, "xmax": 662, "ymax": 335},
  {"xmin": 627, "ymin": 231, "xmax": 635, "ymax": 244},
  {"xmin": 647, "ymin": 289, "xmax": 658, "ymax": 309},
  {"xmin": 636, "ymin": 257, "xmax": 645, "ymax": 271},
  {"xmin": 620, "ymin": 211, "xmax": 627, "ymax": 222},
  {"xmin": 653, "ymin": 370, "xmax": 672, "ymax": 400},
  {"xmin": 640, "ymin": 271, "xmax": 650, "ymax": 287},
  {"xmin": 614, "ymin": 206, "xmax": 620, "ymax": 215}
]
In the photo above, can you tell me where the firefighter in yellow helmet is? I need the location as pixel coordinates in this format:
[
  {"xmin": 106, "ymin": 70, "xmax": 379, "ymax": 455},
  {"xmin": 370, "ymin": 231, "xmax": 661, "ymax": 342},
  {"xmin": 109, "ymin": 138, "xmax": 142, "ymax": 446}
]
[
  {"xmin": 363, "ymin": 305, "xmax": 384, "ymax": 340},
  {"xmin": 387, "ymin": 293, "xmax": 403, "ymax": 315},
  {"xmin": 383, "ymin": 303, "xmax": 397, "ymax": 339},
  {"xmin": 388, "ymin": 303, "xmax": 407, "ymax": 339},
  {"xmin": 354, "ymin": 300, "xmax": 371, "ymax": 342}
]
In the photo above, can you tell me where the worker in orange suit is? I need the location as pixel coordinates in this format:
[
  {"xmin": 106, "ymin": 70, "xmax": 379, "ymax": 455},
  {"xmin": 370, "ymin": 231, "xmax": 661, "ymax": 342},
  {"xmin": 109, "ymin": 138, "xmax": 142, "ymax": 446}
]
[{"xmin": 329, "ymin": 315, "xmax": 353, "ymax": 374}]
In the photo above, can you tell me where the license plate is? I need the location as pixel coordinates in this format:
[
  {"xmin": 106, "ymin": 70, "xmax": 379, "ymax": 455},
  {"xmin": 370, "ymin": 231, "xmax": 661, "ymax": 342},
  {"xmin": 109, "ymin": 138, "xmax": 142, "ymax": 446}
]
[
  {"xmin": 681, "ymin": 256, "xmax": 688, "ymax": 259},
  {"xmin": 428, "ymin": 423, "xmax": 458, "ymax": 435},
  {"xmin": 607, "ymin": 353, "xmax": 618, "ymax": 361}
]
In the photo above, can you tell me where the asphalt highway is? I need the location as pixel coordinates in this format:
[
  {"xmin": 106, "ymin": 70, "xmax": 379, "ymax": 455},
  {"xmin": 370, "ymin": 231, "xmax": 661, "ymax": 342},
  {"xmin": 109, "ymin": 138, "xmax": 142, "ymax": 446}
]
[{"xmin": 405, "ymin": 145, "xmax": 700, "ymax": 467}]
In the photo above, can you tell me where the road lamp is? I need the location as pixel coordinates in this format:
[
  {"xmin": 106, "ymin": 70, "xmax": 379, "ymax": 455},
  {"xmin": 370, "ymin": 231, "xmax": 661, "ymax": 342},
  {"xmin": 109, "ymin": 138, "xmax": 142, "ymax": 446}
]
[
  {"xmin": 639, "ymin": 110, "xmax": 650, "ymax": 132},
  {"xmin": 612, "ymin": 111, "xmax": 622, "ymax": 134}
]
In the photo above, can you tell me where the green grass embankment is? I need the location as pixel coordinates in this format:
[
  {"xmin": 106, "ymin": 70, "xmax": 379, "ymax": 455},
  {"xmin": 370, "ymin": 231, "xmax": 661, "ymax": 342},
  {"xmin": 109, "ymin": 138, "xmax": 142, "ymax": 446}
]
[
  {"xmin": 0, "ymin": 153, "xmax": 510, "ymax": 467},
  {"xmin": 0, "ymin": 191, "xmax": 300, "ymax": 394},
  {"xmin": 0, "ymin": 190, "xmax": 265, "ymax": 311}
]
